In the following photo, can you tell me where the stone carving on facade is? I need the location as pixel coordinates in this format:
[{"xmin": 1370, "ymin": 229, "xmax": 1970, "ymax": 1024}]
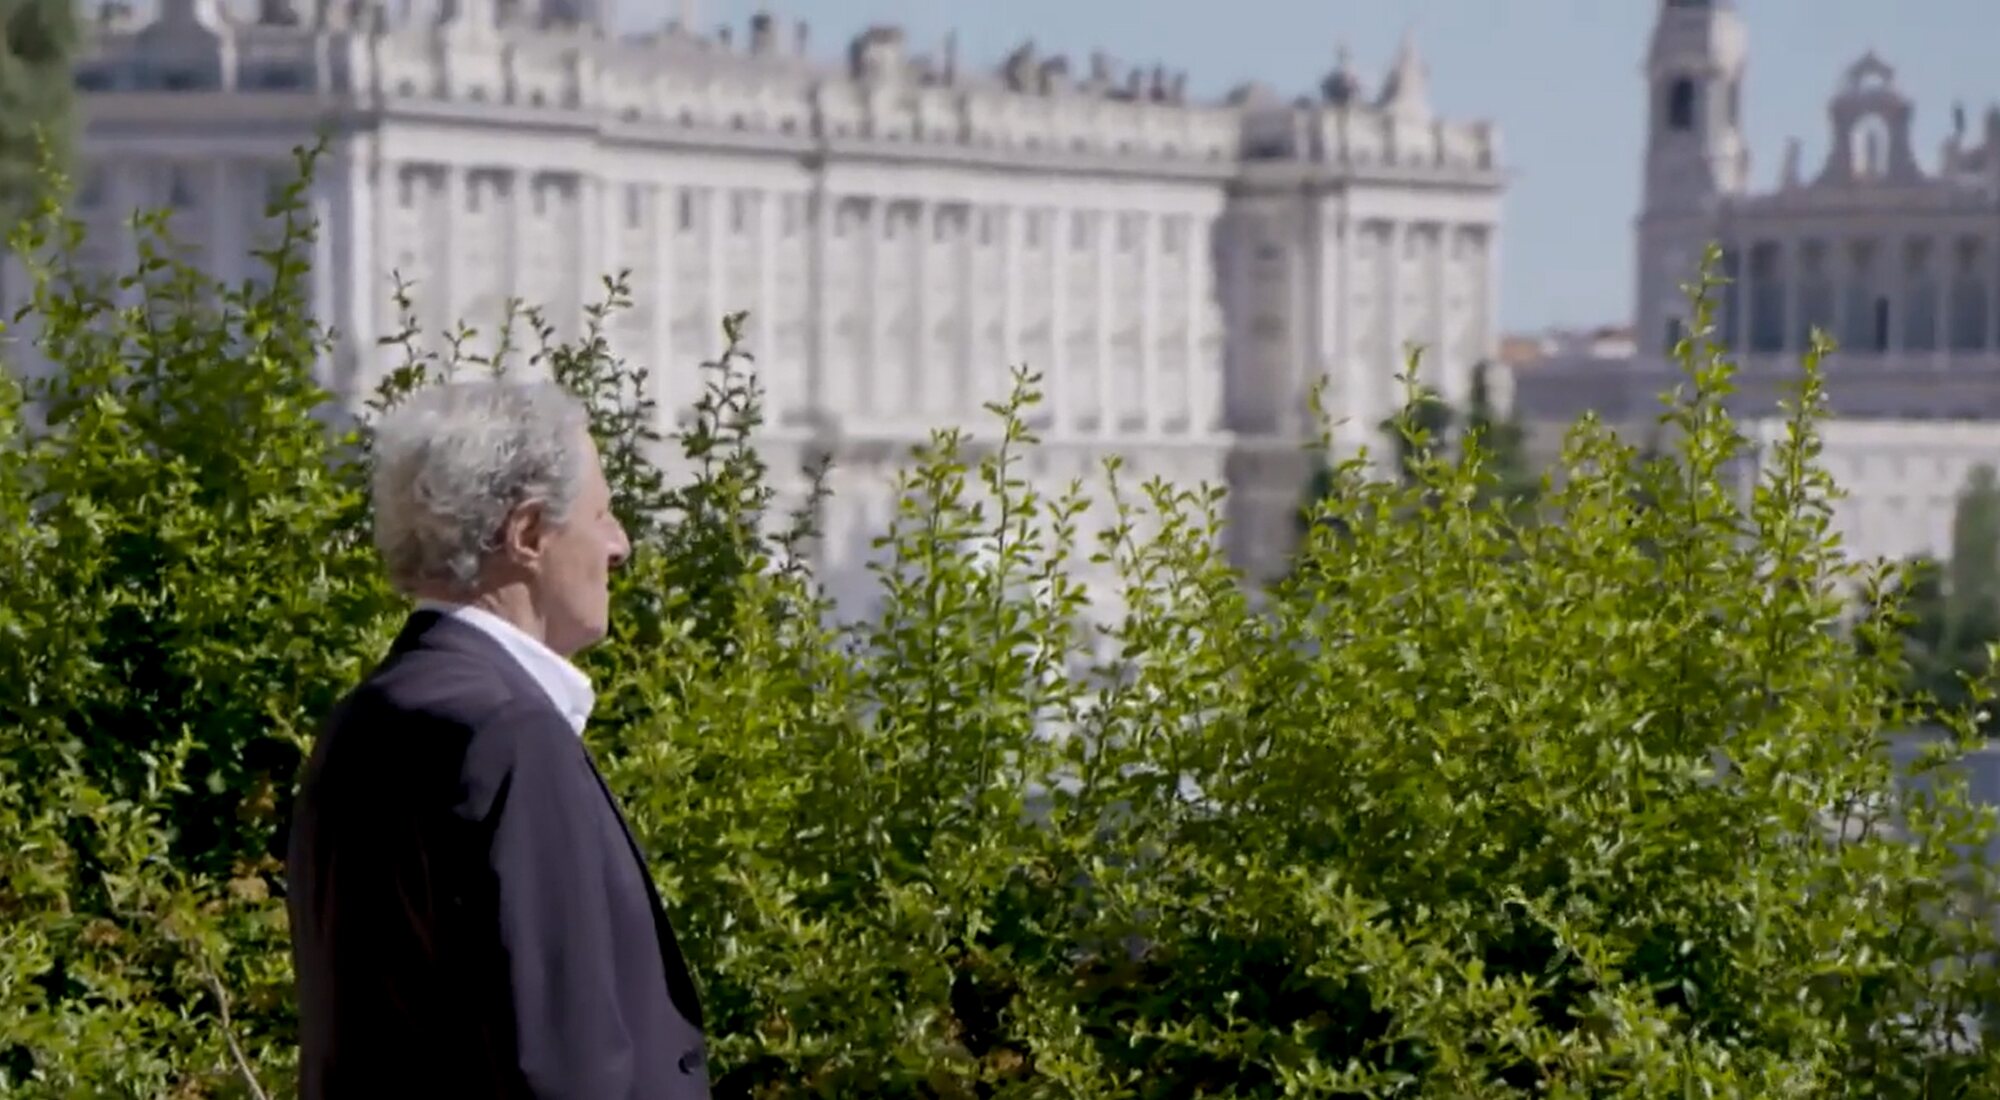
[{"xmin": 1815, "ymin": 53, "xmax": 1924, "ymax": 187}]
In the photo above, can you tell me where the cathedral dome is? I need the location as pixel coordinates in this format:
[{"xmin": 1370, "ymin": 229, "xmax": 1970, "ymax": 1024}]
[{"xmin": 1319, "ymin": 43, "xmax": 1362, "ymax": 104}]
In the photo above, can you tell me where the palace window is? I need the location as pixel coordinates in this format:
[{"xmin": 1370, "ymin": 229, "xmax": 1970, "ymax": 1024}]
[
  {"xmin": 167, "ymin": 165, "xmax": 195, "ymax": 209},
  {"xmin": 624, "ymin": 184, "xmax": 644, "ymax": 230},
  {"xmin": 1117, "ymin": 214, "xmax": 1141, "ymax": 253},
  {"xmin": 1716, "ymin": 247, "xmax": 1741, "ymax": 347},
  {"xmin": 1902, "ymin": 240, "xmax": 1938, "ymax": 352},
  {"xmin": 1950, "ymin": 238, "xmax": 1989, "ymax": 351},
  {"xmin": 1747, "ymin": 241, "xmax": 1784, "ymax": 352},
  {"xmin": 1667, "ymin": 78, "xmax": 1697, "ymax": 131}
]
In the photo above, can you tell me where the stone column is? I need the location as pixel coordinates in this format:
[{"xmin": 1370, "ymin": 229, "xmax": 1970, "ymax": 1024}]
[
  {"xmin": 579, "ymin": 175, "xmax": 604, "ymax": 334},
  {"xmin": 1734, "ymin": 241, "xmax": 1755, "ymax": 361},
  {"xmin": 1384, "ymin": 220, "xmax": 1404, "ymax": 424},
  {"xmin": 1184, "ymin": 214, "xmax": 1207, "ymax": 435},
  {"xmin": 1095, "ymin": 209, "xmax": 1114, "ymax": 435},
  {"xmin": 1000, "ymin": 206, "xmax": 1019, "ymax": 403},
  {"xmin": 1427, "ymin": 223, "xmax": 1450, "ymax": 405},
  {"xmin": 1140, "ymin": 209, "xmax": 1160, "ymax": 436},
  {"xmin": 651, "ymin": 182, "xmax": 677, "ymax": 423},
  {"xmin": 440, "ymin": 165, "xmax": 465, "ymax": 335},
  {"xmin": 322, "ymin": 140, "xmax": 377, "ymax": 398},
  {"xmin": 598, "ymin": 176, "xmax": 622, "ymax": 308},
  {"xmin": 866, "ymin": 200, "xmax": 889, "ymax": 418},
  {"xmin": 508, "ymin": 168, "xmax": 531, "ymax": 324},
  {"xmin": 1780, "ymin": 236, "xmax": 1800, "ymax": 357},
  {"xmin": 1886, "ymin": 234, "xmax": 1905, "ymax": 361},
  {"xmin": 1332, "ymin": 217, "xmax": 1358, "ymax": 454},
  {"xmin": 807, "ymin": 188, "xmax": 833, "ymax": 423},
  {"xmin": 208, "ymin": 160, "xmax": 243, "ymax": 292},
  {"xmin": 1829, "ymin": 237, "xmax": 1850, "ymax": 348},
  {"xmin": 310, "ymin": 175, "xmax": 336, "ymax": 383},
  {"xmin": 913, "ymin": 200, "xmax": 930, "ymax": 419},
  {"xmin": 1050, "ymin": 208, "xmax": 1068, "ymax": 433},
  {"xmin": 757, "ymin": 189, "xmax": 778, "ymax": 404},
  {"xmin": 1484, "ymin": 222, "xmax": 1501, "ymax": 388},
  {"xmin": 957, "ymin": 205, "xmax": 977, "ymax": 421},
  {"xmin": 352, "ymin": 140, "xmax": 381, "ymax": 389},
  {"xmin": 1926, "ymin": 234, "xmax": 1946, "ymax": 366},
  {"xmin": 707, "ymin": 187, "xmax": 726, "ymax": 361}
]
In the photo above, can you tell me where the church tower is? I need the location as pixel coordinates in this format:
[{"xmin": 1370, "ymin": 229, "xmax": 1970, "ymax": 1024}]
[{"xmin": 1636, "ymin": 0, "xmax": 1749, "ymax": 359}]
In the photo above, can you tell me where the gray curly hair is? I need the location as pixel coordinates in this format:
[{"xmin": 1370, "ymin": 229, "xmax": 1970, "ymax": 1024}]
[{"xmin": 369, "ymin": 380, "xmax": 591, "ymax": 596}]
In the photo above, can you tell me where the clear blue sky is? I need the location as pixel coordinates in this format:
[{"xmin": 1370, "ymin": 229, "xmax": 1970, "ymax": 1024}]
[{"xmin": 665, "ymin": 0, "xmax": 1989, "ymax": 335}]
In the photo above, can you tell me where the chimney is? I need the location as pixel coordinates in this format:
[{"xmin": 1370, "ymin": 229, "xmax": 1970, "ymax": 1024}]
[{"xmin": 750, "ymin": 10, "xmax": 775, "ymax": 54}]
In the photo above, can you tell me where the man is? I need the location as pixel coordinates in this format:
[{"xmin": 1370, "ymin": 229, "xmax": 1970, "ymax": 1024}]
[{"xmin": 286, "ymin": 380, "xmax": 708, "ymax": 1098}]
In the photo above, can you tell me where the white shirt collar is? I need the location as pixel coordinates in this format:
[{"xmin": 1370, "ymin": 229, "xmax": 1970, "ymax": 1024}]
[{"xmin": 415, "ymin": 599, "xmax": 595, "ymax": 735}]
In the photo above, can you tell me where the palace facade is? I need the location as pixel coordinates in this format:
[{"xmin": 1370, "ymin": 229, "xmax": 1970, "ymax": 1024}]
[{"xmin": 38, "ymin": 0, "xmax": 1504, "ymax": 597}]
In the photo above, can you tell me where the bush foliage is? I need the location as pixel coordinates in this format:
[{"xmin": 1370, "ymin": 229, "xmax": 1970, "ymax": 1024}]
[{"xmin": 5, "ymin": 150, "xmax": 2000, "ymax": 1097}]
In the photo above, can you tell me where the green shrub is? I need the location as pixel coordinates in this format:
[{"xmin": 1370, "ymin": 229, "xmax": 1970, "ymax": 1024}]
[{"xmin": 3, "ymin": 148, "xmax": 2000, "ymax": 1098}]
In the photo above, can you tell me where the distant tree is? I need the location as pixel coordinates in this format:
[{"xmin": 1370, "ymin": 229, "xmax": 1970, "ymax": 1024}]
[
  {"xmin": 1296, "ymin": 363, "xmax": 1541, "ymax": 555},
  {"xmin": 1463, "ymin": 359, "xmax": 1540, "ymax": 513},
  {"xmin": 1950, "ymin": 465, "xmax": 2000, "ymax": 623},
  {"xmin": 1893, "ymin": 466, "xmax": 2000, "ymax": 724},
  {"xmin": 1383, "ymin": 383, "xmax": 1454, "ymax": 485},
  {"xmin": 0, "ymin": 0, "xmax": 81, "ymax": 233}
]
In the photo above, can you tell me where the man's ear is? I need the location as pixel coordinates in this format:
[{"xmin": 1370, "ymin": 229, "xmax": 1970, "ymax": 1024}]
[{"xmin": 498, "ymin": 499, "xmax": 550, "ymax": 570}]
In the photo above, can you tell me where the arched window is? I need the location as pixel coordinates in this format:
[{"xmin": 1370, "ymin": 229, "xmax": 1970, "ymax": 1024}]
[
  {"xmin": 1667, "ymin": 78, "xmax": 1697, "ymax": 131},
  {"xmin": 1851, "ymin": 113, "xmax": 1892, "ymax": 179}
]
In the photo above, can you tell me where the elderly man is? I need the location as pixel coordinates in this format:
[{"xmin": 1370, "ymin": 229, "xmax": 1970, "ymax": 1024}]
[{"xmin": 286, "ymin": 381, "xmax": 708, "ymax": 1098}]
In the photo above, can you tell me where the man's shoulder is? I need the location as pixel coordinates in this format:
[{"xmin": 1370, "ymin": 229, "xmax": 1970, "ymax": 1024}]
[
  {"xmin": 336, "ymin": 644, "xmax": 522, "ymax": 736},
  {"xmin": 309, "ymin": 647, "xmax": 564, "ymax": 818},
  {"xmin": 321, "ymin": 642, "xmax": 575, "ymax": 775}
]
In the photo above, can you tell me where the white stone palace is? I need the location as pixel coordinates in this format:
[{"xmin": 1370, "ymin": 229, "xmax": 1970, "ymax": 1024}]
[
  {"xmin": 1514, "ymin": 0, "xmax": 2000, "ymax": 569},
  {"xmin": 39, "ymin": 0, "xmax": 1503, "ymax": 595}
]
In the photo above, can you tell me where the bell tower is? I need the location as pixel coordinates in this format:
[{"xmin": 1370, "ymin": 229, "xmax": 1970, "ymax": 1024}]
[{"xmin": 1637, "ymin": 0, "xmax": 1749, "ymax": 359}]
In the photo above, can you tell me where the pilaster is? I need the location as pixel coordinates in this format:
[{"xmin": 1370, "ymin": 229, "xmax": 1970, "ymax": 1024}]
[{"xmin": 1140, "ymin": 210, "xmax": 1160, "ymax": 436}]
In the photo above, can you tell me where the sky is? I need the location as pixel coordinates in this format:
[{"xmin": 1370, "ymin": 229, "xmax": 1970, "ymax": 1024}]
[{"xmin": 665, "ymin": 0, "xmax": 1990, "ymax": 336}]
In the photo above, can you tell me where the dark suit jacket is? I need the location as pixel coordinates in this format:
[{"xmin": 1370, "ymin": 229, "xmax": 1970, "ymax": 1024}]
[{"xmin": 286, "ymin": 610, "xmax": 708, "ymax": 1099}]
